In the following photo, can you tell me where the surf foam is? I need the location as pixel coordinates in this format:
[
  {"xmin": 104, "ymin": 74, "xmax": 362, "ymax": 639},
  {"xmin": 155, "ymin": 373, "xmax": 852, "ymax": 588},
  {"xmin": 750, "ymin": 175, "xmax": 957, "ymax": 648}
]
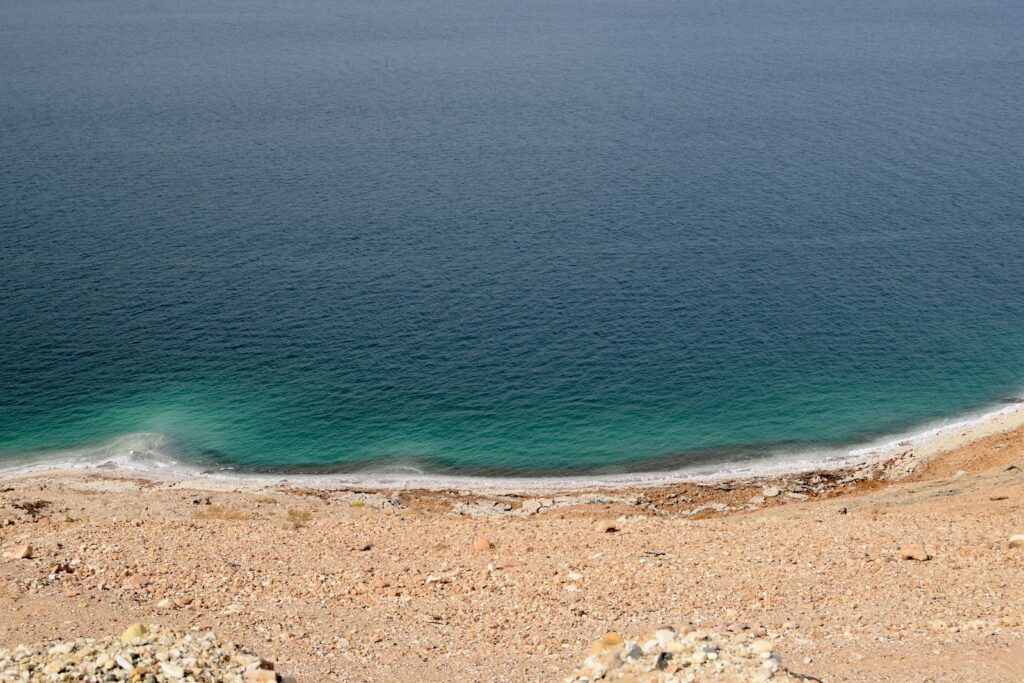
[{"xmin": 1, "ymin": 395, "xmax": 1022, "ymax": 492}]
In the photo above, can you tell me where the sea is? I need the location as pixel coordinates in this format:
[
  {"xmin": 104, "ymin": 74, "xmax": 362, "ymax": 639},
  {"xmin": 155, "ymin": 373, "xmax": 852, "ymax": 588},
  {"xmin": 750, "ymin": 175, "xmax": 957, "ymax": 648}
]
[{"xmin": 2, "ymin": 0, "xmax": 1023, "ymax": 484}]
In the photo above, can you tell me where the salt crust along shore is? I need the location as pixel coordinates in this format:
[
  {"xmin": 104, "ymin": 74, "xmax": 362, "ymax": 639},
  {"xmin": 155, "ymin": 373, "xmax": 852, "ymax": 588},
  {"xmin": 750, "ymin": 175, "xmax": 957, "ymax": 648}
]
[
  {"xmin": 2, "ymin": 398, "xmax": 1023, "ymax": 495},
  {"xmin": 1, "ymin": 405, "xmax": 1023, "ymax": 681}
]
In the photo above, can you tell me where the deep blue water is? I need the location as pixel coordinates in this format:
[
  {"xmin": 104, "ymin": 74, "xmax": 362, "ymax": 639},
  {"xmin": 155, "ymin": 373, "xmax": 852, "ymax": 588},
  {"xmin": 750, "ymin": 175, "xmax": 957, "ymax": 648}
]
[{"xmin": 2, "ymin": 0, "xmax": 1024, "ymax": 476}]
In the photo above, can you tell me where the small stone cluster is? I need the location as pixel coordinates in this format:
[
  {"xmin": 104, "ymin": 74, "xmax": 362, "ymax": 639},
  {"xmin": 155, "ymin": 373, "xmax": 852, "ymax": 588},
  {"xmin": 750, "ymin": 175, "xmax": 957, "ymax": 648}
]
[
  {"xmin": 0, "ymin": 625, "xmax": 289, "ymax": 682},
  {"xmin": 566, "ymin": 625, "xmax": 810, "ymax": 683}
]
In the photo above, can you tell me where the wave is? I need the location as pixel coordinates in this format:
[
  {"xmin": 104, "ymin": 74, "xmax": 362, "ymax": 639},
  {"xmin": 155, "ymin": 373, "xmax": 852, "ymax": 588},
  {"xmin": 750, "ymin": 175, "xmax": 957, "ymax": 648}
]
[
  {"xmin": 0, "ymin": 433, "xmax": 190, "ymax": 477},
  {"xmin": 1, "ymin": 395, "xmax": 1022, "ymax": 491}
]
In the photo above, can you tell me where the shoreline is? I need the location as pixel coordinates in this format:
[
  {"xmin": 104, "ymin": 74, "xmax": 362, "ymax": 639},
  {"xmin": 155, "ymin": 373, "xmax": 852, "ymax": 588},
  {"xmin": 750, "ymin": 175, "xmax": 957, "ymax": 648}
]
[
  {"xmin": 1, "ymin": 398, "xmax": 1022, "ymax": 529},
  {"xmin": 1, "ymin": 398, "xmax": 1022, "ymax": 682},
  {"xmin": 1, "ymin": 398, "xmax": 1022, "ymax": 495}
]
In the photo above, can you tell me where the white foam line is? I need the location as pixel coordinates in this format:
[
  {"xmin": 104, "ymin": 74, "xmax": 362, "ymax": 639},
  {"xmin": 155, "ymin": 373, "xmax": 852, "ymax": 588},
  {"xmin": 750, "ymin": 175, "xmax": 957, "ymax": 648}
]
[
  {"xmin": 1, "ymin": 396, "xmax": 1022, "ymax": 493},
  {"xmin": 0, "ymin": 433, "xmax": 190, "ymax": 478}
]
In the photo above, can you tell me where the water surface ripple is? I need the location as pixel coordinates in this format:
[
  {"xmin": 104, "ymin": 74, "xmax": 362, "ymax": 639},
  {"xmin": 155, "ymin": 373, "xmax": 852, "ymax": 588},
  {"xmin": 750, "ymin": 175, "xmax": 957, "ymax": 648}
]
[{"xmin": 2, "ymin": 0, "xmax": 1024, "ymax": 476}]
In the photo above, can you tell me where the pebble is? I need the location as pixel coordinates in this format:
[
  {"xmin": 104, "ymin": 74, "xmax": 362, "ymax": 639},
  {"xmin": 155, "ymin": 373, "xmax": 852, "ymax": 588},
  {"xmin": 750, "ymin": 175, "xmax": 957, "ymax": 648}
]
[
  {"xmin": 493, "ymin": 558, "xmax": 523, "ymax": 570},
  {"xmin": 762, "ymin": 486, "xmax": 780, "ymax": 498},
  {"xmin": 121, "ymin": 624, "xmax": 149, "ymax": 643},
  {"xmin": 1008, "ymin": 534, "xmax": 1024, "ymax": 549},
  {"xmin": 521, "ymin": 500, "xmax": 543, "ymax": 515},
  {"xmin": 161, "ymin": 662, "xmax": 186, "ymax": 678},
  {"xmin": 42, "ymin": 660, "xmax": 64, "ymax": 676},
  {"xmin": 425, "ymin": 573, "xmax": 452, "ymax": 584},
  {"xmin": 899, "ymin": 544, "xmax": 930, "ymax": 561},
  {"xmin": 2, "ymin": 544, "xmax": 32, "ymax": 560},
  {"xmin": 472, "ymin": 537, "xmax": 494, "ymax": 552},
  {"xmin": 124, "ymin": 573, "xmax": 150, "ymax": 590},
  {"xmin": 0, "ymin": 625, "xmax": 283, "ymax": 682},
  {"xmin": 595, "ymin": 520, "xmax": 620, "ymax": 533}
]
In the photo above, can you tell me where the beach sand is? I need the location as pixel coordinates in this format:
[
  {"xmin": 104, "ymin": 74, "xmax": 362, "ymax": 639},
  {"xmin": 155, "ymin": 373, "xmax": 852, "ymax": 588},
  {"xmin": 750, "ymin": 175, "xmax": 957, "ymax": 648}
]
[{"xmin": 1, "ymin": 416, "xmax": 1023, "ymax": 681}]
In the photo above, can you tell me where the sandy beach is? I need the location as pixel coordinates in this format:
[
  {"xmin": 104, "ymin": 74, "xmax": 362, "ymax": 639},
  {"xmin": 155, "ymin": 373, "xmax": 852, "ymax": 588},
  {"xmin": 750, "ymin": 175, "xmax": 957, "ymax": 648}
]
[{"xmin": 2, "ymin": 412, "xmax": 1023, "ymax": 682}]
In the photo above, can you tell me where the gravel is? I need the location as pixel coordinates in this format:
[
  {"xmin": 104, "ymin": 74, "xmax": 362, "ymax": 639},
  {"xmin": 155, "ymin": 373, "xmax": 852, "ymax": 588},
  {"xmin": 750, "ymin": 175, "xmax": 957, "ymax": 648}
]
[
  {"xmin": 0, "ymin": 625, "xmax": 288, "ymax": 682},
  {"xmin": 566, "ymin": 624, "xmax": 812, "ymax": 683}
]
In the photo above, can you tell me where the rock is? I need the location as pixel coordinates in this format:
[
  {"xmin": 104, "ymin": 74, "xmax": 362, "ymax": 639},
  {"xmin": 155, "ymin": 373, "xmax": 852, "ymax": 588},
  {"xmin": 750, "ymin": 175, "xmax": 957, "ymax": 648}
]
[
  {"xmin": 762, "ymin": 486, "xmax": 780, "ymax": 498},
  {"xmin": 492, "ymin": 558, "xmax": 523, "ymax": 570},
  {"xmin": 521, "ymin": 499, "xmax": 542, "ymax": 515},
  {"xmin": 596, "ymin": 520, "xmax": 620, "ymax": 533},
  {"xmin": 589, "ymin": 631, "xmax": 623, "ymax": 655},
  {"xmin": 425, "ymin": 573, "xmax": 452, "ymax": 584},
  {"xmin": 230, "ymin": 653, "xmax": 264, "ymax": 669},
  {"xmin": 161, "ymin": 663, "xmax": 185, "ymax": 678},
  {"xmin": 156, "ymin": 598, "xmax": 174, "ymax": 609},
  {"xmin": 899, "ymin": 544, "xmax": 931, "ymax": 561},
  {"xmin": 0, "ymin": 626, "xmax": 285, "ymax": 682},
  {"xmin": 120, "ymin": 623, "xmax": 148, "ymax": 644},
  {"xmin": 472, "ymin": 537, "xmax": 494, "ymax": 552},
  {"xmin": 748, "ymin": 496, "xmax": 766, "ymax": 506},
  {"xmin": 42, "ymin": 660, "xmax": 65, "ymax": 676},
  {"xmin": 3, "ymin": 544, "xmax": 32, "ymax": 560},
  {"xmin": 1008, "ymin": 534, "xmax": 1024, "ymax": 549},
  {"xmin": 351, "ymin": 540, "xmax": 373, "ymax": 551},
  {"xmin": 123, "ymin": 574, "xmax": 150, "ymax": 590},
  {"xmin": 567, "ymin": 624, "xmax": 801, "ymax": 682}
]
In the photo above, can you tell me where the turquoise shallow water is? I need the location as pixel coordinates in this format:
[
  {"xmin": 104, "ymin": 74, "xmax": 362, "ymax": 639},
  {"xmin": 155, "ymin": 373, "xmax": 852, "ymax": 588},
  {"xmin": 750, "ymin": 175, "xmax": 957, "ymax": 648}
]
[{"xmin": 2, "ymin": 0, "xmax": 1024, "ymax": 477}]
